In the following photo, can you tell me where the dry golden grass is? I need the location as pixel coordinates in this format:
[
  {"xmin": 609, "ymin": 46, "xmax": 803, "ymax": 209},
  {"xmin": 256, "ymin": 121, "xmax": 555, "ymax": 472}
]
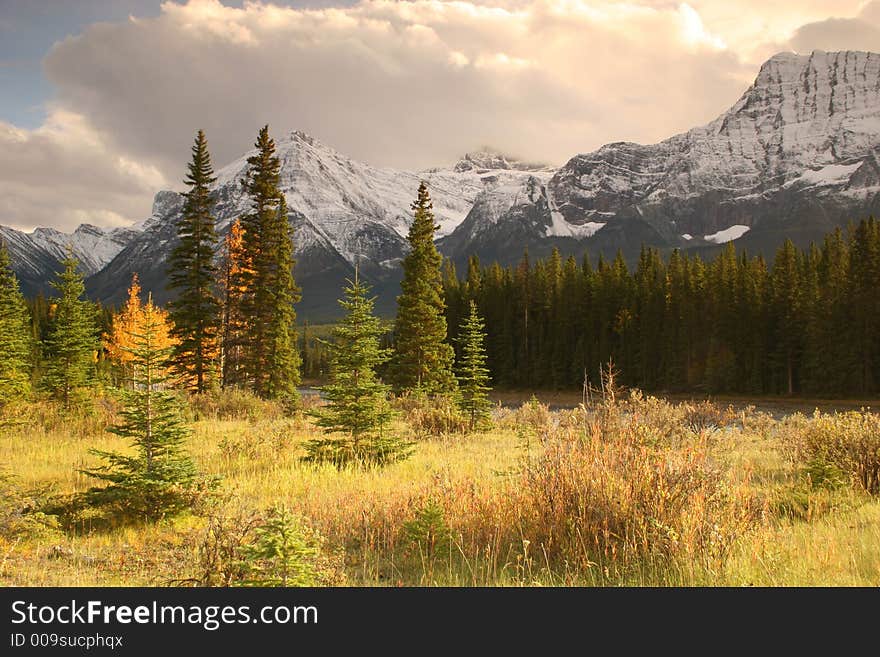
[{"xmin": 1, "ymin": 392, "xmax": 879, "ymax": 587}]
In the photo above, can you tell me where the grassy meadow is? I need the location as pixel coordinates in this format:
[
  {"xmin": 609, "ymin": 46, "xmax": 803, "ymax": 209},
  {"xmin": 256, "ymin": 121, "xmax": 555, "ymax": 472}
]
[{"xmin": 1, "ymin": 389, "xmax": 879, "ymax": 587}]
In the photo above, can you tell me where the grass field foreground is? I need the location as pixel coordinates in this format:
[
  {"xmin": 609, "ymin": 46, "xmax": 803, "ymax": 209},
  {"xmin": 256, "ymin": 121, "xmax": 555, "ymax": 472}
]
[{"xmin": 1, "ymin": 390, "xmax": 879, "ymax": 587}]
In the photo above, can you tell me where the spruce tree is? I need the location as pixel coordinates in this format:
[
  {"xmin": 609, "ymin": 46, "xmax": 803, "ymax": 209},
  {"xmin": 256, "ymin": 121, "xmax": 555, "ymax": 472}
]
[
  {"xmin": 392, "ymin": 182, "xmax": 455, "ymax": 394},
  {"xmin": 0, "ymin": 241, "xmax": 33, "ymax": 403},
  {"xmin": 770, "ymin": 239, "xmax": 803, "ymax": 394},
  {"xmin": 305, "ymin": 271, "xmax": 408, "ymax": 467},
  {"xmin": 81, "ymin": 296, "xmax": 202, "ymax": 520},
  {"xmin": 239, "ymin": 126, "xmax": 301, "ymax": 400},
  {"xmin": 262, "ymin": 195, "xmax": 302, "ymax": 400},
  {"xmin": 167, "ymin": 129, "xmax": 220, "ymax": 394},
  {"xmin": 849, "ymin": 217, "xmax": 880, "ymax": 394},
  {"xmin": 43, "ymin": 251, "xmax": 98, "ymax": 409},
  {"xmin": 456, "ymin": 301, "xmax": 493, "ymax": 431}
]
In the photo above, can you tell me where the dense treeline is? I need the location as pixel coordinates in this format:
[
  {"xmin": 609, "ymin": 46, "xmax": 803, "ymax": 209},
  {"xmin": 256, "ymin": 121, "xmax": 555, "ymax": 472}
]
[{"xmin": 443, "ymin": 218, "xmax": 880, "ymax": 397}]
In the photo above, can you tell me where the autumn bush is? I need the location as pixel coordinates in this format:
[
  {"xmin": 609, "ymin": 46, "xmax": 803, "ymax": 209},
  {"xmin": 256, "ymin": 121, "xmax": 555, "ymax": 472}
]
[
  {"xmin": 497, "ymin": 396, "xmax": 553, "ymax": 437},
  {"xmin": 307, "ymin": 394, "xmax": 760, "ymax": 585},
  {"xmin": 186, "ymin": 505, "xmax": 345, "ymax": 587},
  {"xmin": 394, "ymin": 392, "xmax": 470, "ymax": 438},
  {"xmin": 189, "ymin": 389, "xmax": 286, "ymax": 422},
  {"xmin": 782, "ymin": 410, "xmax": 880, "ymax": 495}
]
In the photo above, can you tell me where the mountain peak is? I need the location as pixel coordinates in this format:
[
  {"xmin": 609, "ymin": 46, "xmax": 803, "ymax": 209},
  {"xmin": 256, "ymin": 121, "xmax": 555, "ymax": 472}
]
[
  {"xmin": 453, "ymin": 148, "xmax": 549, "ymax": 173},
  {"xmin": 73, "ymin": 223, "xmax": 106, "ymax": 236},
  {"xmin": 753, "ymin": 49, "xmax": 878, "ymax": 88},
  {"xmin": 279, "ymin": 129, "xmax": 331, "ymax": 153},
  {"xmin": 287, "ymin": 129, "xmax": 316, "ymax": 143}
]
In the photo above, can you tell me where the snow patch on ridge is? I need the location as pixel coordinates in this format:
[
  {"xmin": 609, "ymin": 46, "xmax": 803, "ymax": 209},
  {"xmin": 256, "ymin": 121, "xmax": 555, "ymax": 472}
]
[
  {"xmin": 546, "ymin": 211, "xmax": 605, "ymax": 239},
  {"xmin": 703, "ymin": 225, "xmax": 750, "ymax": 244},
  {"xmin": 789, "ymin": 162, "xmax": 863, "ymax": 188}
]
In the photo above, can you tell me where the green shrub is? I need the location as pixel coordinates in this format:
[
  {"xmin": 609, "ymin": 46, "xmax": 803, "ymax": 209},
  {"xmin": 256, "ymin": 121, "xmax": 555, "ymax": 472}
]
[
  {"xmin": 301, "ymin": 434, "xmax": 413, "ymax": 468},
  {"xmin": 0, "ymin": 472, "xmax": 59, "ymax": 541},
  {"xmin": 401, "ymin": 498, "xmax": 453, "ymax": 559}
]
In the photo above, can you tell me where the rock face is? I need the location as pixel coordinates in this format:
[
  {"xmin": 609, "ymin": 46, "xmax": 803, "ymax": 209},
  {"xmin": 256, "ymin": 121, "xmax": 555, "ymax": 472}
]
[
  {"xmin": 441, "ymin": 50, "xmax": 880, "ymax": 266},
  {"xmin": 3, "ymin": 50, "xmax": 879, "ymax": 318}
]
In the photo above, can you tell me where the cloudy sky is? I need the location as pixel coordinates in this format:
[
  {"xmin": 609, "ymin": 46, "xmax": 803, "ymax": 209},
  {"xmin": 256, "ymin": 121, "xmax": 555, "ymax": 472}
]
[{"xmin": 1, "ymin": 0, "xmax": 879, "ymax": 232}]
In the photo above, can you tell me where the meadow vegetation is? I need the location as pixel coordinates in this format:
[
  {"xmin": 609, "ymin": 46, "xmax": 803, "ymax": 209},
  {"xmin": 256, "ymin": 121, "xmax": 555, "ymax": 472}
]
[{"xmin": 2, "ymin": 385, "xmax": 878, "ymax": 587}]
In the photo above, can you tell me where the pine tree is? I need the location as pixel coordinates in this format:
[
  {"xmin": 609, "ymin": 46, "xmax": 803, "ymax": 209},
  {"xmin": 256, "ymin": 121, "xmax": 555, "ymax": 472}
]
[
  {"xmin": 0, "ymin": 241, "xmax": 33, "ymax": 403},
  {"xmin": 456, "ymin": 301, "xmax": 493, "ymax": 431},
  {"xmin": 167, "ymin": 129, "xmax": 221, "ymax": 393},
  {"xmin": 770, "ymin": 239, "xmax": 803, "ymax": 394},
  {"xmin": 81, "ymin": 296, "xmax": 203, "ymax": 520},
  {"xmin": 239, "ymin": 126, "xmax": 301, "ymax": 400},
  {"xmin": 849, "ymin": 217, "xmax": 880, "ymax": 394},
  {"xmin": 238, "ymin": 505, "xmax": 323, "ymax": 586},
  {"xmin": 814, "ymin": 229, "xmax": 854, "ymax": 393},
  {"xmin": 43, "ymin": 251, "xmax": 98, "ymax": 409},
  {"xmin": 392, "ymin": 182, "xmax": 455, "ymax": 393},
  {"xmin": 305, "ymin": 271, "xmax": 409, "ymax": 467},
  {"xmin": 261, "ymin": 195, "xmax": 302, "ymax": 400}
]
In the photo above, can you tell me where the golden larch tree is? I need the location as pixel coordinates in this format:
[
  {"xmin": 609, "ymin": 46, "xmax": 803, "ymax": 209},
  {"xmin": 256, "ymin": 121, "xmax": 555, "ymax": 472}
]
[{"xmin": 105, "ymin": 274, "xmax": 177, "ymax": 387}]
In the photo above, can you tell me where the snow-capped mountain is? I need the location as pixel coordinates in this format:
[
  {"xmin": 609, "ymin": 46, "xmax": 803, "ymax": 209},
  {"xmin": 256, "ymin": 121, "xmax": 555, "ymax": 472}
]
[
  {"xmin": 86, "ymin": 132, "xmax": 547, "ymax": 317},
  {"xmin": 442, "ymin": 49, "xmax": 880, "ymax": 265},
  {"xmin": 3, "ymin": 50, "xmax": 879, "ymax": 319},
  {"xmin": 0, "ymin": 223, "xmax": 139, "ymax": 294}
]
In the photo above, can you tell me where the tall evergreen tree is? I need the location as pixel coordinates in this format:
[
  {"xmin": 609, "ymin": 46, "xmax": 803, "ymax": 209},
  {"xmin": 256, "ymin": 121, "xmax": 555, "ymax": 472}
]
[
  {"xmin": 239, "ymin": 126, "xmax": 302, "ymax": 399},
  {"xmin": 261, "ymin": 195, "xmax": 302, "ymax": 400},
  {"xmin": 392, "ymin": 182, "xmax": 455, "ymax": 393},
  {"xmin": 81, "ymin": 296, "xmax": 202, "ymax": 520},
  {"xmin": 849, "ymin": 217, "xmax": 880, "ymax": 394},
  {"xmin": 456, "ymin": 301, "xmax": 493, "ymax": 431},
  {"xmin": 43, "ymin": 251, "xmax": 98, "ymax": 409},
  {"xmin": 813, "ymin": 229, "xmax": 853, "ymax": 393},
  {"xmin": 0, "ymin": 241, "xmax": 33, "ymax": 403},
  {"xmin": 305, "ymin": 270, "xmax": 408, "ymax": 466},
  {"xmin": 167, "ymin": 129, "xmax": 220, "ymax": 393},
  {"xmin": 770, "ymin": 239, "xmax": 803, "ymax": 394}
]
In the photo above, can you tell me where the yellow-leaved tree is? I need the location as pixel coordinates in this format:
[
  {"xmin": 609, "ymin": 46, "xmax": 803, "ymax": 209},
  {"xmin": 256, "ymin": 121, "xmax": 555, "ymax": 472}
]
[{"xmin": 105, "ymin": 274, "xmax": 177, "ymax": 387}]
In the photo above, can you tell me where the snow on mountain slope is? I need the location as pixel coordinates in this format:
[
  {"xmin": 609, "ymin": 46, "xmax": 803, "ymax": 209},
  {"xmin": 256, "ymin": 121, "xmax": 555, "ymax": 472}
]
[
  {"xmin": 704, "ymin": 225, "xmax": 750, "ymax": 244},
  {"xmin": 28, "ymin": 224, "xmax": 140, "ymax": 274},
  {"xmin": 0, "ymin": 222, "xmax": 140, "ymax": 281},
  {"xmin": 208, "ymin": 131, "xmax": 546, "ymax": 267},
  {"xmin": 548, "ymin": 50, "xmax": 880, "ymax": 238},
  {"xmin": 86, "ymin": 133, "xmax": 548, "ymax": 312},
  {"xmin": 439, "ymin": 50, "xmax": 880, "ymax": 266}
]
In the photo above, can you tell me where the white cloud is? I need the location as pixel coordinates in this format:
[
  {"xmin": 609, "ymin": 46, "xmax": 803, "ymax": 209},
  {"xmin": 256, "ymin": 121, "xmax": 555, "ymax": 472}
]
[
  {"xmin": 679, "ymin": 3, "xmax": 727, "ymax": 50},
  {"xmin": 0, "ymin": 110, "xmax": 166, "ymax": 231},
  {"xmin": 787, "ymin": 0, "xmax": 880, "ymax": 53},
  {"xmin": 0, "ymin": 0, "xmax": 876, "ymax": 232}
]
